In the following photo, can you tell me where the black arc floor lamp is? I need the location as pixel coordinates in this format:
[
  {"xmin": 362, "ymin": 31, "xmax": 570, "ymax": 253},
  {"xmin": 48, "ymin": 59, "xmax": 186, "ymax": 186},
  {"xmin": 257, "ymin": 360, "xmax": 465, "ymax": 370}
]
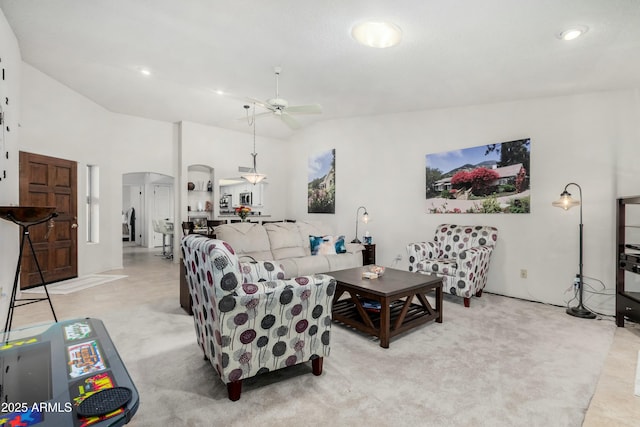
[
  {"xmin": 351, "ymin": 206, "xmax": 369, "ymax": 243},
  {"xmin": 552, "ymin": 183, "xmax": 596, "ymax": 319}
]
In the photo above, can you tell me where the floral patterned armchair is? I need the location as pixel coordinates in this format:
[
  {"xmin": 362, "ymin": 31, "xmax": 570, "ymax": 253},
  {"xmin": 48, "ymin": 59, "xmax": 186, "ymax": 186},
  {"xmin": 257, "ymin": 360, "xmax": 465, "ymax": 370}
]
[
  {"xmin": 407, "ymin": 224, "xmax": 498, "ymax": 307},
  {"xmin": 181, "ymin": 234, "xmax": 335, "ymax": 401}
]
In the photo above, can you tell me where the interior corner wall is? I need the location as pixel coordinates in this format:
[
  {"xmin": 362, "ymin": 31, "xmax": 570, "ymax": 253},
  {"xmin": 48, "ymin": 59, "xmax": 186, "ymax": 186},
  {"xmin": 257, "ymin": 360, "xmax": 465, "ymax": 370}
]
[
  {"xmin": 0, "ymin": 9, "xmax": 22, "ymax": 323},
  {"xmin": 18, "ymin": 63, "xmax": 175, "ymax": 275},
  {"xmin": 286, "ymin": 90, "xmax": 640, "ymax": 313}
]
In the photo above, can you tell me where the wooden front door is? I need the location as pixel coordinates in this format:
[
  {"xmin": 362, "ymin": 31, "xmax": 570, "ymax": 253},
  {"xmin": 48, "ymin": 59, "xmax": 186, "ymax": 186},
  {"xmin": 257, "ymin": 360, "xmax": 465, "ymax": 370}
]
[{"xmin": 19, "ymin": 151, "xmax": 78, "ymax": 288}]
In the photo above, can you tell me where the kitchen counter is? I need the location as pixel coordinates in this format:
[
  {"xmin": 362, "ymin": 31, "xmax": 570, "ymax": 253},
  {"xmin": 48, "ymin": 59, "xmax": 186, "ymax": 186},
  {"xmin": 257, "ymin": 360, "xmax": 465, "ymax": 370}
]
[
  {"xmin": 215, "ymin": 214, "xmax": 272, "ymax": 223},
  {"xmin": 218, "ymin": 214, "xmax": 270, "ymax": 217}
]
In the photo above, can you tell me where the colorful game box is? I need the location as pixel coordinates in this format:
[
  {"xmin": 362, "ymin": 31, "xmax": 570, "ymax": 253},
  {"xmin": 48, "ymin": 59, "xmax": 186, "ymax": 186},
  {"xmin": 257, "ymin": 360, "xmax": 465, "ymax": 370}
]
[
  {"xmin": 63, "ymin": 321, "xmax": 93, "ymax": 341},
  {"xmin": 67, "ymin": 340, "xmax": 107, "ymax": 378},
  {"xmin": 69, "ymin": 372, "xmax": 124, "ymax": 427}
]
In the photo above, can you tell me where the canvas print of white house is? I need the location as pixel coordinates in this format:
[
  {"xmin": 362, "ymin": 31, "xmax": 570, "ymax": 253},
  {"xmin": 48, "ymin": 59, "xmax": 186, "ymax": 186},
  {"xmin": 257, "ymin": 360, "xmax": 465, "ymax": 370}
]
[
  {"xmin": 308, "ymin": 148, "xmax": 336, "ymax": 214},
  {"xmin": 425, "ymin": 138, "xmax": 531, "ymax": 214}
]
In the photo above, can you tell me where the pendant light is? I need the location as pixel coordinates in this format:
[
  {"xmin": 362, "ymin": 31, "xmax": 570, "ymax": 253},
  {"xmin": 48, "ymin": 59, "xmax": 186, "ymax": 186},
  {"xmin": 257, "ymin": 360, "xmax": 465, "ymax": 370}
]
[{"xmin": 241, "ymin": 104, "xmax": 267, "ymax": 185}]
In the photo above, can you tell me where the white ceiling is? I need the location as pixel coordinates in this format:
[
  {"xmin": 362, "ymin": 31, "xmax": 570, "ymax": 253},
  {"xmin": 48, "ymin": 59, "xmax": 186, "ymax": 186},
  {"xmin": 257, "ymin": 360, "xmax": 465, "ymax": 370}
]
[{"xmin": 2, "ymin": 0, "xmax": 640, "ymax": 139}]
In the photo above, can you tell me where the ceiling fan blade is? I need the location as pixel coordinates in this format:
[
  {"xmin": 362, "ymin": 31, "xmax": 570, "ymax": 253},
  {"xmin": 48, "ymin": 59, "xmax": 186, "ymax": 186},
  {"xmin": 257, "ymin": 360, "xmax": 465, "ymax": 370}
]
[
  {"xmin": 280, "ymin": 112, "xmax": 301, "ymax": 129},
  {"xmin": 285, "ymin": 104, "xmax": 323, "ymax": 115}
]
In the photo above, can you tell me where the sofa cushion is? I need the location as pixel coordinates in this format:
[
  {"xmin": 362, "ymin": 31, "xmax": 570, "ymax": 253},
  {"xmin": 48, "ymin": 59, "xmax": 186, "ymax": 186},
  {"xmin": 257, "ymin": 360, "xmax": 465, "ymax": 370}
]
[
  {"xmin": 213, "ymin": 223, "xmax": 274, "ymax": 260},
  {"xmin": 264, "ymin": 222, "xmax": 307, "ymax": 260},
  {"xmin": 278, "ymin": 256, "xmax": 330, "ymax": 278},
  {"xmin": 326, "ymin": 252, "xmax": 362, "ymax": 272},
  {"xmin": 415, "ymin": 258, "xmax": 458, "ymax": 276}
]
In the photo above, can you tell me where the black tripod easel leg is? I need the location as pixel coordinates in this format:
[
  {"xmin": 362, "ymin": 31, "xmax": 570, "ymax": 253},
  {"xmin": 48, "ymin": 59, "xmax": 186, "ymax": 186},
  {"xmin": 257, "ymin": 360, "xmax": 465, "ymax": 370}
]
[
  {"xmin": 2, "ymin": 229, "xmax": 28, "ymax": 342},
  {"xmin": 2, "ymin": 224, "xmax": 58, "ymax": 342},
  {"xmin": 25, "ymin": 227, "xmax": 58, "ymax": 323}
]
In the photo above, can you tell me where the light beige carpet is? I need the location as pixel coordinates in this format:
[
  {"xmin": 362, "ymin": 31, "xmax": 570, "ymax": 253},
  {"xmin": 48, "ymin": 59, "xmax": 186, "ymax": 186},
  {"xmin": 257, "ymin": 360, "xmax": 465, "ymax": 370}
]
[
  {"xmin": 98, "ymin": 292, "xmax": 616, "ymax": 427},
  {"xmin": 21, "ymin": 274, "xmax": 127, "ymax": 295}
]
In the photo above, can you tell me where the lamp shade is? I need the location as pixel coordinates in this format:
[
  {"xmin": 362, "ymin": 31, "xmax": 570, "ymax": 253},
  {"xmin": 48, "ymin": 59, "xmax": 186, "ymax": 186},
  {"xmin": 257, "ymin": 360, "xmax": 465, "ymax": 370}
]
[
  {"xmin": 351, "ymin": 206, "xmax": 369, "ymax": 243},
  {"xmin": 241, "ymin": 171, "xmax": 267, "ymax": 185},
  {"xmin": 552, "ymin": 191, "xmax": 580, "ymax": 210}
]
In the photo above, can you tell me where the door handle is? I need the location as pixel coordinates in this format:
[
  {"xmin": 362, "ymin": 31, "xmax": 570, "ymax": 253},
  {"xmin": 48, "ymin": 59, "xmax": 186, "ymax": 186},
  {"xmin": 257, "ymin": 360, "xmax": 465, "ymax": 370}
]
[{"xmin": 71, "ymin": 223, "xmax": 78, "ymax": 229}]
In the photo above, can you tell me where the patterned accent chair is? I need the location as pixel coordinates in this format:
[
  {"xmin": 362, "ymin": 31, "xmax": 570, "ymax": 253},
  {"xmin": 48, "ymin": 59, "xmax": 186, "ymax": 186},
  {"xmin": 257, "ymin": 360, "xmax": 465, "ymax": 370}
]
[
  {"xmin": 181, "ymin": 235, "xmax": 335, "ymax": 401},
  {"xmin": 406, "ymin": 224, "xmax": 498, "ymax": 307}
]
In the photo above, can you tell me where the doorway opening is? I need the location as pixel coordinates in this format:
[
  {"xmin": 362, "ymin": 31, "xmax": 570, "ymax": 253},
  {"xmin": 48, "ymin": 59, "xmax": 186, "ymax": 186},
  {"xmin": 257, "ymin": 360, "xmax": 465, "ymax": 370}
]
[{"xmin": 122, "ymin": 172, "xmax": 174, "ymax": 253}]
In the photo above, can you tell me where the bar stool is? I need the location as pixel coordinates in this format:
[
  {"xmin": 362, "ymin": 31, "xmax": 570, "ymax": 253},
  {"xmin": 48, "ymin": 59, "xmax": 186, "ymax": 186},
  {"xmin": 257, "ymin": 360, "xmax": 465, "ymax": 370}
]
[
  {"xmin": 158, "ymin": 219, "xmax": 174, "ymax": 259},
  {"xmin": 182, "ymin": 221, "xmax": 195, "ymax": 236}
]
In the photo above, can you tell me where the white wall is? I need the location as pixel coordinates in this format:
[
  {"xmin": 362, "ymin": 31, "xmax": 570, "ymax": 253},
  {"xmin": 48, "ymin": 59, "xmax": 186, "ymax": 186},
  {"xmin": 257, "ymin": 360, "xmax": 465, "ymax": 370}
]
[
  {"xmin": 18, "ymin": 64, "xmax": 176, "ymax": 274},
  {"xmin": 287, "ymin": 90, "xmax": 640, "ymax": 314},
  {"xmin": 0, "ymin": 9, "xmax": 22, "ymax": 321}
]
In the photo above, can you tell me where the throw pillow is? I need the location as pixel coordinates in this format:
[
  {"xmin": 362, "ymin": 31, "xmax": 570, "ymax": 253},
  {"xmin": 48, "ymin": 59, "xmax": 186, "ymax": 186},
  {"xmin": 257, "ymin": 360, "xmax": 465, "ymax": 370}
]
[
  {"xmin": 309, "ymin": 235, "xmax": 324, "ymax": 255},
  {"xmin": 335, "ymin": 235, "xmax": 346, "ymax": 254},
  {"xmin": 310, "ymin": 235, "xmax": 339, "ymax": 255}
]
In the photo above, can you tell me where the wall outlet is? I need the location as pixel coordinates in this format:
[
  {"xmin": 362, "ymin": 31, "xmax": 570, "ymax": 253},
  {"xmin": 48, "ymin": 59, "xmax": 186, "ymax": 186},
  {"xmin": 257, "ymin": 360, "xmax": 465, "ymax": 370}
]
[
  {"xmin": 394, "ymin": 254, "xmax": 403, "ymax": 262},
  {"xmin": 520, "ymin": 269, "xmax": 528, "ymax": 279}
]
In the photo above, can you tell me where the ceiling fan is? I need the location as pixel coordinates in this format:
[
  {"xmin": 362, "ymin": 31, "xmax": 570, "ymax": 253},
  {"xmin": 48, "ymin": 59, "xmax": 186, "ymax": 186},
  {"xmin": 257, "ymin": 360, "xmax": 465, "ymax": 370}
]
[{"xmin": 248, "ymin": 67, "xmax": 322, "ymax": 130}]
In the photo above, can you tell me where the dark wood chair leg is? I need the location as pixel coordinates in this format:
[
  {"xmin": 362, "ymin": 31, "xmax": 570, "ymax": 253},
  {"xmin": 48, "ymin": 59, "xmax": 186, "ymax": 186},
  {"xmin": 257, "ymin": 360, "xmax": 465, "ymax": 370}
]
[
  {"xmin": 312, "ymin": 357, "xmax": 323, "ymax": 376},
  {"xmin": 476, "ymin": 289, "xmax": 483, "ymax": 297},
  {"xmin": 464, "ymin": 297, "xmax": 470, "ymax": 308},
  {"xmin": 227, "ymin": 380, "xmax": 242, "ymax": 401}
]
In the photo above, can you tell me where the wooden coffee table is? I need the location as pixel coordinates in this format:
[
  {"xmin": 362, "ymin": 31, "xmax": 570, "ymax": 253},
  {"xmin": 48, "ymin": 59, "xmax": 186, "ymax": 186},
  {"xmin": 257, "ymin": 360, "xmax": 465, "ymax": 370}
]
[{"xmin": 328, "ymin": 267, "xmax": 442, "ymax": 348}]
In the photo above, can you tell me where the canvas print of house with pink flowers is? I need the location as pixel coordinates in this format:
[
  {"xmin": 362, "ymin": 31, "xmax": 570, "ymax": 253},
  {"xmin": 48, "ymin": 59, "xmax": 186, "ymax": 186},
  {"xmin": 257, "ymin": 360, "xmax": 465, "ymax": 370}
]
[{"xmin": 425, "ymin": 138, "xmax": 531, "ymax": 214}]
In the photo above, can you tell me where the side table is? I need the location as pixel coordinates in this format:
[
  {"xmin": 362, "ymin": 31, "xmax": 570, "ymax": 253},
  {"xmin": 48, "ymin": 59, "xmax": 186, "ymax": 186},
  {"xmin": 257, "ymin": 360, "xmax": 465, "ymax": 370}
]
[{"xmin": 363, "ymin": 244, "xmax": 376, "ymax": 265}]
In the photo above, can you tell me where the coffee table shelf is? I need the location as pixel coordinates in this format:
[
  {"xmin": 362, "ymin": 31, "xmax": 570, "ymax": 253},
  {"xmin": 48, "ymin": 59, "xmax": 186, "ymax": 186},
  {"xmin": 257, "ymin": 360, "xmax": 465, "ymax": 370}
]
[{"xmin": 333, "ymin": 298, "xmax": 438, "ymax": 337}]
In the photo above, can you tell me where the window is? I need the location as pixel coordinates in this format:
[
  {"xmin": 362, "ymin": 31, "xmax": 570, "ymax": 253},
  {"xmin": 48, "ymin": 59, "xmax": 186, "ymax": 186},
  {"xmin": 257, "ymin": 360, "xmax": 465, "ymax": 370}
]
[{"xmin": 86, "ymin": 165, "xmax": 99, "ymax": 242}]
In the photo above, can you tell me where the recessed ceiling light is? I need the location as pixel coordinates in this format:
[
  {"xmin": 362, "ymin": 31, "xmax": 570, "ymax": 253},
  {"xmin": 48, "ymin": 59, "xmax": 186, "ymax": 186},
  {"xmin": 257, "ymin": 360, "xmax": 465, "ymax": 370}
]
[
  {"xmin": 139, "ymin": 68, "xmax": 151, "ymax": 76},
  {"xmin": 558, "ymin": 25, "xmax": 589, "ymax": 41},
  {"xmin": 352, "ymin": 20, "xmax": 403, "ymax": 48}
]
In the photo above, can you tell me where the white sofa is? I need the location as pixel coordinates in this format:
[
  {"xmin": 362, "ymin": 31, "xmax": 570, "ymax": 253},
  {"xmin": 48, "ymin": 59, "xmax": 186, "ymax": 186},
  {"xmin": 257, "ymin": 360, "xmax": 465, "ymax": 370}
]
[{"xmin": 213, "ymin": 221, "xmax": 364, "ymax": 278}]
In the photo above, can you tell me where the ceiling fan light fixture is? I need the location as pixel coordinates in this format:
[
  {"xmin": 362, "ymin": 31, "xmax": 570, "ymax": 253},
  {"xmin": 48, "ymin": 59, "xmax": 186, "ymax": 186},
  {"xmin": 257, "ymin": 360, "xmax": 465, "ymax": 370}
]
[
  {"xmin": 352, "ymin": 20, "xmax": 402, "ymax": 48},
  {"xmin": 242, "ymin": 170, "xmax": 267, "ymax": 185}
]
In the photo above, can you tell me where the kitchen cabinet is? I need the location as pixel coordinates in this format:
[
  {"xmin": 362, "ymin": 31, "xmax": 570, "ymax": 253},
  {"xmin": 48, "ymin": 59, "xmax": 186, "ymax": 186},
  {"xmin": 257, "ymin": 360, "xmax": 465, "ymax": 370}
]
[{"xmin": 219, "ymin": 181, "xmax": 265, "ymax": 208}]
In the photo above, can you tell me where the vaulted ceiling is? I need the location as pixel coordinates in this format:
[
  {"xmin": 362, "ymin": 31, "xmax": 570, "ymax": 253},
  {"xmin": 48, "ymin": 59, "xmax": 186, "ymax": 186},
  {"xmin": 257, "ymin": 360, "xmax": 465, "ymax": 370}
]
[{"xmin": 2, "ymin": 0, "xmax": 640, "ymax": 139}]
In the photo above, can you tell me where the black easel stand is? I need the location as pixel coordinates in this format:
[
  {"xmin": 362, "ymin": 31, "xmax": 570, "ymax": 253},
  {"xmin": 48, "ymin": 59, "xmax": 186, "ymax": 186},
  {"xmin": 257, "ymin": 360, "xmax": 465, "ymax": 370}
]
[{"xmin": 2, "ymin": 211, "xmax": 59, "ymax": 342}]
